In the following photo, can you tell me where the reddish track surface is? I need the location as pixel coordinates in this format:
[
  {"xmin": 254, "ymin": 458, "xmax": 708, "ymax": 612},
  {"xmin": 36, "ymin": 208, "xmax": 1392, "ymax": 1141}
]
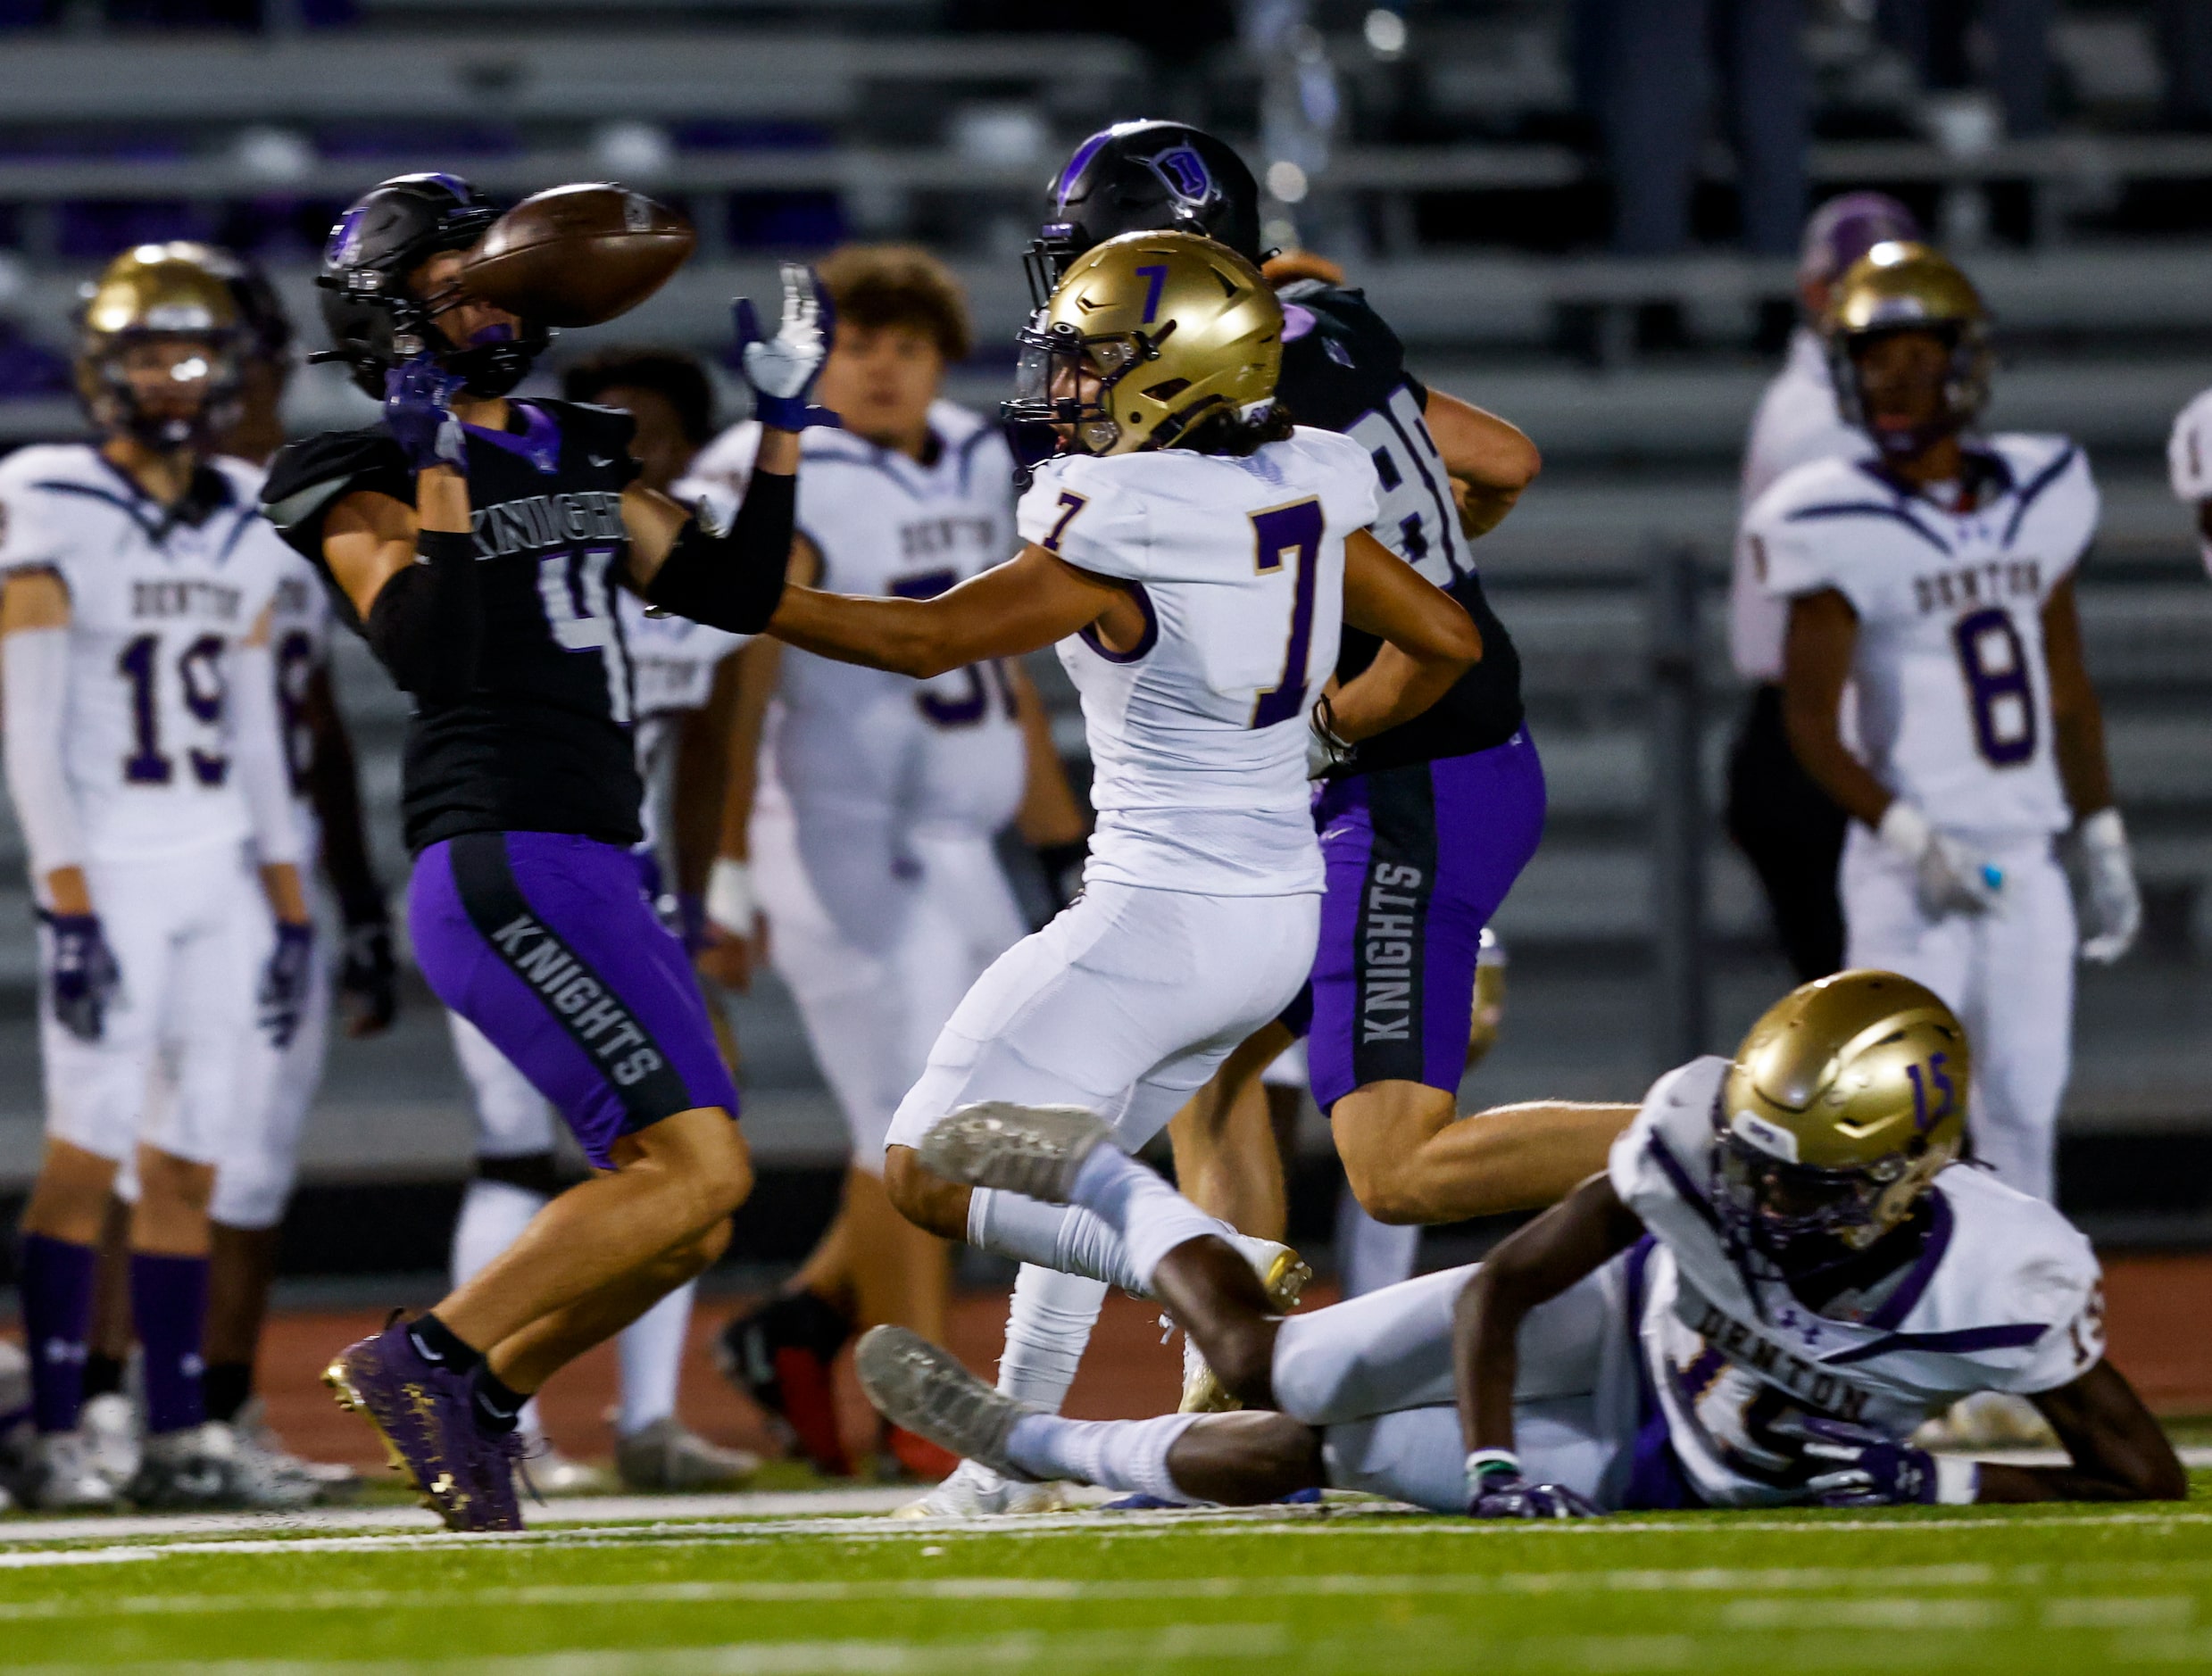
[{"xmin": 229, "ymin": 1252, "xmax": 2212, "ymax": 1473}]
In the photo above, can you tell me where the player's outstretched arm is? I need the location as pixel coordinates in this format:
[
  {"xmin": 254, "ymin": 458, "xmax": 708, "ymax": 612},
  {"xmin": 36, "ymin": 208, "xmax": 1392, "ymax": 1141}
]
[
  {"xmin": 1453, "ymin": 1173, "xmax": 1644, "ymax": 1515},
  {"xmin": 1423, "ymin": 389, "xmax": 1542, "ymax": 540},
  {"xmin": 1974, "ymin": 1360, "xmax": 2187, "ymax": 1503},
  {"xmin": 1326, "ymin": 528, "xmax": 1482, "ymax": 743},
  {"xmin": 765, "ymin": 543, "xmax": 1130, "ymax": 678}
]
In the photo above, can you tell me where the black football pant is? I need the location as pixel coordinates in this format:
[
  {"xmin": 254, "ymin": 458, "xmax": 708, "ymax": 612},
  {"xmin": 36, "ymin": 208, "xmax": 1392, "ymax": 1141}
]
[{"xmin": 1725, "ymin": 684, "xmax": 1848, "ymax": 982}]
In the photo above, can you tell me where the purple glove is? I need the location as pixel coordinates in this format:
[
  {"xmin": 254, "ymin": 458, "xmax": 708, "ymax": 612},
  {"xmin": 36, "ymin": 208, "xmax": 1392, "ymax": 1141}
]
[
  {"xmin": 382, "ymin": 355, "xmax": 467, "ymax": 471},
  {"xmin": 1786, "ymin": 1415, "xmax": 1940, "ymax": 1506},
  {"xmin": 1466, "ymin": 1452, "xmax": 1600, "ymax": 1519},
  {"xmin": 39, "ymin": 910, "xmax": 120, "ymax": 1042},
  {"xmin": 260, "ymin": 920, "xmax": 317, "ymax": 1049},
  {"xmin": 734, "ymin": 263, "xmax": 841, "ymax": 432}
]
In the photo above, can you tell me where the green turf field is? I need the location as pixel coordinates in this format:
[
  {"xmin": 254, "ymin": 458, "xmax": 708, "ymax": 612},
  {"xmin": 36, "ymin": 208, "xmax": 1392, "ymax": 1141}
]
[{"xmin": 6, "ymin": 1474, "xmax": 2212, "ymax": 1676}]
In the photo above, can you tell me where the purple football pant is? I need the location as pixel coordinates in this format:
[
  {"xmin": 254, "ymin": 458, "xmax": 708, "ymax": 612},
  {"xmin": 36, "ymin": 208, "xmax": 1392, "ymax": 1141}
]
[
  {"xmin": 410, "ymin": 831, "xmax": 739, "ymax": 1169},
  {"xmin": 1296, "ymin": 729, "xmax": 1546, "ymax": 1110}
]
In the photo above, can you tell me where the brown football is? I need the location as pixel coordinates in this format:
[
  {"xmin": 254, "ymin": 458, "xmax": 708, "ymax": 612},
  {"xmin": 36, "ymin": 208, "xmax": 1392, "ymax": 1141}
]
[{"xmin": 461, "ymin": 183, "xmax": 694, "ymax": 328}]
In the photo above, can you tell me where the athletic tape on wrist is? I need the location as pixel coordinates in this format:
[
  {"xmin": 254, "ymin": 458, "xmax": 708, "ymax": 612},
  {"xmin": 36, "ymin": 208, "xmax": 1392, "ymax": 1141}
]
[{"xmin": 705, "ymin": 857, "xmax": 755, "ymax": 935}]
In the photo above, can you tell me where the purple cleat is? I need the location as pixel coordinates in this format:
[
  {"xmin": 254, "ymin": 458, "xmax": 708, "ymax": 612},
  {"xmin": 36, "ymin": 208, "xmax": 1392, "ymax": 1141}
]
[{"xmin": 322, "ymin": 1320, "xmax": 521, "ymax": 1532}]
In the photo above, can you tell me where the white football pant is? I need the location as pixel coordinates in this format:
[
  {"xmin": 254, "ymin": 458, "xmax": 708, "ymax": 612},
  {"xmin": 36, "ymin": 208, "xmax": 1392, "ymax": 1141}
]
[
  {"xmin": 44, "ymin": 841, "xmax": 266, "ymax": 1167},
  {"xmin": 1841, "ymin": 827, "xmax": 2075, "ymax": 1203}
]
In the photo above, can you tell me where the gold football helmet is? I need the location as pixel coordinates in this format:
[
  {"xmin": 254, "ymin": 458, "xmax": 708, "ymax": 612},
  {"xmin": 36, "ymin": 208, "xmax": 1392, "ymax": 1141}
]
[
  {"xmin": 1002, "ymin": 228, "xmax": 1282, "ymax": 464},
  {"xmin": 1823, "ymin": 239, "xmax": 1992, "ymax": 456},
  {"xmin": 1717, "ymin": 970, "xmax": 1969, "ymax": 1274},
  {"xmin": 76, "ymin": 245, "xmax": 247, "ymax": 451}
]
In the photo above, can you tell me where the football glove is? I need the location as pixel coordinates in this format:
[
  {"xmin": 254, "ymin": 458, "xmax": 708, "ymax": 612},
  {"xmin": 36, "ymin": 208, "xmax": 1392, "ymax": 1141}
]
[
  {"xmin": 735, "ymin": 263, "xmax": 840, "ymax": 432},
  {"xmin": 381, "ymin": 355, "xmax": 467, "ymax": 472},
  {"xmin": 2075, "ymin": 807, "xmax": 2141, "ymax": 965},
  {"xmin": 39, "ymin": 910, "xmax": 121, "ymax": 1043},
  {"xmin": 338, "ymin": 913, "xmax": 398, "ymax": 1036},
  {"xmin": 1465, "ymin": 1450, "xmax": 1599, "ymax": 1520},
  {"xmin": 259, "ymin": 920, "xmax": 317, "ymax": 1050},
  {"xmin": 1878, "ymin": 801, "xmax": 2002, "ymax": 919},
  {"xmin": 1784, "ymin": 1415, "xmax": 1940, "ymax": 1507},
  {"xmin": 1306, "ymin": 693, "xmax": 1352, "ymax": 780}
]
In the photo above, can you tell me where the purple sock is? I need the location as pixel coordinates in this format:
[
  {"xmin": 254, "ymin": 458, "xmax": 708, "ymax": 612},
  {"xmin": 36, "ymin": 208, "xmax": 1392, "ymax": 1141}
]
[
  {"xmin": 19, "ymin": 1234, "xmax": 96, "ymax": 1434},
  {"xmin": 130, "ymin": 1251, "xmax": 210, "ymax": 1435}
]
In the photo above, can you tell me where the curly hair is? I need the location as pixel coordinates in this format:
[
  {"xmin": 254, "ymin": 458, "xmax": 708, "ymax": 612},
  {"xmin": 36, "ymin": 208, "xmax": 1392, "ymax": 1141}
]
[{"xmin": 817, "ymin": 244, "xmax": 973, "ymax": 363}]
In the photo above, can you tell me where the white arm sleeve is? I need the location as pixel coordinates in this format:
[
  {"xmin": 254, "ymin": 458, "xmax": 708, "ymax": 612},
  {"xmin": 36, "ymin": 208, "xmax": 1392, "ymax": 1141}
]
[
  {"xmin": 229, "ymin": 639, "xmax": 304, "ymax": 868},
  {"xmin": 2, "ymin": 626, "xmax": 85, "ymax": 884}
]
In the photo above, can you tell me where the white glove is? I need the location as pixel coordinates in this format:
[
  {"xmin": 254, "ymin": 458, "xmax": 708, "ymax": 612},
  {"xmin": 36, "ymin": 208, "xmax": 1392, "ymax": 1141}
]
[
  {"xmin": 2076, "ymin": 808, "xmax": 2141, "ymax": 965},
  {"xmin": 704, "ymin": 856, "xmax": 757, "ymax": 939},
  {"xmin": 1306, "ymin": 694, "xmax": 1351, "ymax": 780},
  {"xmin": 1879, "ymin": 801, "xmax": 2002, "ymax": 919},
  {"xmin": 736, "ymin": 262, "xmax": 831, "ymax": 402}
]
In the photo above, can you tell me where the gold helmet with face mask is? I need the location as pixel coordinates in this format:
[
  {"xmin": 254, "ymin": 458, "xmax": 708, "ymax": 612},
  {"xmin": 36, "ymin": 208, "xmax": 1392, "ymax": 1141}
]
[
  {"xmin": 1823, "ymin": 239, "xmax": 1992, "ymax": 458},
  {"xmin": 1716, "ymin": 970, "xmax": 1969, "ymax": 1282},
  {"xmin": 75, "ymin": 245, "xmax": 247, "ymax": 452},
  {"xmin": 1002, "ymin": 228, "xmax": 1282, "ymax": 468}
]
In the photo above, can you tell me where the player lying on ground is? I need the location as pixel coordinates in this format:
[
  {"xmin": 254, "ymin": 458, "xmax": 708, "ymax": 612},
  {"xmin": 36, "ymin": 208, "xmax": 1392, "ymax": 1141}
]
[
  {"xmin": 0, "ymin": 248, "xmax": 316, "ymax": 1511},
  {"xmin": 726, "ymin": 228, "xmax": 1479, "ymax": 1512},
  {"xmin": 859, "ymin": 970, "xmax": 2184, "ymax": 1514},
  {"xmin": 261, "ymin": 173, "xmax": 827, "ymax": 1531}
]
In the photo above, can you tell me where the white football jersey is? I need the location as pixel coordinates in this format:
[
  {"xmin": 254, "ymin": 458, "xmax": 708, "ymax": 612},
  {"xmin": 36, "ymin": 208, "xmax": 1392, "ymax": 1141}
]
[
  {"xmin": 247, "ymin": 452, "xmax": 331, "ymax": 858},
  {"xmin": 2165, "ymin": 386, "xmax": 2212, "ymax": 579},
  {"xmin": 619, "ymin": 586, "xmax": 744, "ymax": 863},
  {"xmin": 1730, "ymin": 328, "xmax": 1874, "ymax": 682},
  {"xmin": 1750, "ymin": 436, "xmax": 2096, "ymax": 839},
  {"xmin": 1020, "ymin": 428, "xmax": 1378, "ymax": 895},
  {"xmin": 0, "ymin": 444, "xmax": 285, "ymax": 861},
  {"xmin": 693, "ymin": 402, "xmax": 1026, "ymax": 837},
  {"xmin": 1611, "ymin": 1054, "xmax": 2104, "ymax": 1510}
]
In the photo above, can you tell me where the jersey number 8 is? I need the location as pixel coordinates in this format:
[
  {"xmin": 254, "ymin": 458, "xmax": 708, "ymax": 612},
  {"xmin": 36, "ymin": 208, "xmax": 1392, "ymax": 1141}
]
[{"xmin": 1951, "ymin": 607, "xmax": 2036, "ymax": 767}]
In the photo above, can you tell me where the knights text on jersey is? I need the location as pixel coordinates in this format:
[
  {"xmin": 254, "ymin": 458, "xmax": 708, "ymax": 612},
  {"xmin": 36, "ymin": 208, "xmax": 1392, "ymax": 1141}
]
[
  {"xmin": 1608, "ymin": 1055, "xmax": 2104, "ymax": 1508},
  {"xmin": 1019, "ymin": 428, "xmax": 1376, "ymax": 895},
  {"xmin": 262, "ymin": 400, "xmax": 646, "ymax": 853},
  {"xmin": 1276, "ymin": 280, "xmax": 1525, "ymax": 770},
  {"xmin": 0, "ymin": 445, "xmax": 285, "ymax": 860},
  {"xmin": 693, "ymin": 402, "xmax": 1026, "ymax": 837},
  {"xmin": 1749, "ymin": 436, "xmax": 2097, "ymax": 838}
]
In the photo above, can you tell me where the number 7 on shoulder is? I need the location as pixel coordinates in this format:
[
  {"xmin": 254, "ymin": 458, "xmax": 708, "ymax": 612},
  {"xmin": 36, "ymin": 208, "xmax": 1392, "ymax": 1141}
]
[{"xmin": 1040, "ymin": 492, "xmax": 1086, "ymax": 554}]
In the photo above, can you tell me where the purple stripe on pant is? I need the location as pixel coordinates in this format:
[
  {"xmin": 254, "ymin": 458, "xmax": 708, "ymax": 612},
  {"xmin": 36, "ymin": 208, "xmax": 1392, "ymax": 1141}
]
[
  {"xmin": 1299, "ymin": 729, "xmax": 1546, "ymax": 1110},
  {"xmin": 410, "ymin": 831, "xmax": 738, "ymax": 1169}
]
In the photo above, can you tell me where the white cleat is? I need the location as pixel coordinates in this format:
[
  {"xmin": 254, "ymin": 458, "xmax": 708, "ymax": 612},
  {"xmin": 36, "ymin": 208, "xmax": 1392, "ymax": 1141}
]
[
  {"xmin": 615, "ymin": 1416, "xmax": 761, "ymax": 1491},
  {"xmin": 1913, "ymin": 1390, "xmax": 2058, "ymax": 1450},
  {"xmin": 211, "ymin": 1419, "xmax": 324, "ymax": 1511},
  {"xmin": 22, "ymin": 1431, "xmax": 120, "ymax": 1511},
  {"xmin": 528, "ymin": 1445, "xmax": 614, "ymax": 1497},
  {"xmin": 919, "ymin": 1103, "xmax": 1116, "ymax": 1204},
  {"xmin": 79, "ymin": 1390, "xmax": 142, "ymax": 1490},
  {"xmin": 234, "ymin": 1398, "xmax": 360, "ymax": 1498},
  {"xmin": 1178, "ymin": 1238, "xmax": 1313, "ymax": 1415},
  {"xmin": 894, "ymin": 1457, "xmax": 1069, "ymax": 1520}
]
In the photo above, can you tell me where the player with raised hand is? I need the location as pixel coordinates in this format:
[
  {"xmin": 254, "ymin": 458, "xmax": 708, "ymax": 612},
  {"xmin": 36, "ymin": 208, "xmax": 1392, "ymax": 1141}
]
[
  {"xmin": 732, "ymin": 227, "xmax": 1478, "ymax": 1513},
  {"xmin": 686, "ymin": 246, "xmax": 1086, "ymax": 1483},
  {"xmin": 1755, "ymin": 241, "xmax": 2138, "ymax": 1213},
  {"xmin": 437, "ymin": 345, "xmax": 765, "ymax": 1495},
  {"xmin": 0, "ymin": 247, "xmax": 313, "ymax": 1509},
  {"xmin": 261, "ymin": 173, "xmax": 824, "ymax": 1530},
  {"xmin": 858, "ymin": 972, "xmax": 2183, "ymax": 1516}
]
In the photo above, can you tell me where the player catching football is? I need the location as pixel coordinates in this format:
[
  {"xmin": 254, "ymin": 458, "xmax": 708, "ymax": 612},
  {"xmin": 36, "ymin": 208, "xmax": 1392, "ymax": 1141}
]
[
  {"xmin": 857, "ymin": 970, "xmax": 2183, "ymax": 1515},
  {"xmin": 260, "ymin": 173, "xmax": 825, "ymax": 1530}
]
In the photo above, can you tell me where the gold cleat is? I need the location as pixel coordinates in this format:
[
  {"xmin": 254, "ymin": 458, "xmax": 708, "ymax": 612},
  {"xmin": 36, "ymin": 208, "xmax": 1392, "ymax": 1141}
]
[{"xmin": 1178, "ymin": 1240, "xmax": 1311, "ymax": 1414}]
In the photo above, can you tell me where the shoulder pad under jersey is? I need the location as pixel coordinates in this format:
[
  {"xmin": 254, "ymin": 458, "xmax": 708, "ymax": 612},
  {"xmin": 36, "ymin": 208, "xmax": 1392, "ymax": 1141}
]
[
  {"xmin": 261, "ymin": 427, "xmax": 413, "ymax": 562},
  {"xmin": 1276, "ymin": 282, "xmax": 1422, "ymax": 433}
]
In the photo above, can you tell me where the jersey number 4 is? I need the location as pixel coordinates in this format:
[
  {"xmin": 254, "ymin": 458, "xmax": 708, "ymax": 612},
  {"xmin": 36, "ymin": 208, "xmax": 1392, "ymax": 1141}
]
[
  {"xmin": 1250, "ymin": 499, "xmax": 1325, "ymax": 729},
  {"xmin": 118, "ymin": 633, "xmax": 226, "ymax": 786}
]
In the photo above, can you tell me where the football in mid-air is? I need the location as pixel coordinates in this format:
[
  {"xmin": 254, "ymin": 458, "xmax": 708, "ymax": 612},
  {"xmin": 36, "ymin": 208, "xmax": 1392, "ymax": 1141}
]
[{"xmin": 462, "ymin": 183, "xmax": 694, "ymax": 328}]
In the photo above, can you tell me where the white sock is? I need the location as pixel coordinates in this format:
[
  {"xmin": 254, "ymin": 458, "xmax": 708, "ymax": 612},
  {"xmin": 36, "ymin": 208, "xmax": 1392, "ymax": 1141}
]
[
  {"xmin": 1005, "ymin": 1411, "xmax": 1202, "ymax": 1504},
  {"xmin": 618, "ymin": 1279, "xmax": 693, "ymax": 1437},
  {"xmin": 1067, "ymin": 1145, "xmax": 1230, "ymax": 1292},
  {"xmin": 968, "ymin": 1189, "xmax": 1148, "ymax": 1294},
  {"xmin": 994, "ymin": 1263, "xmax": 1107, "ymax": 1410},
  {"xmin": 1335, "ymin": 1184, "xmax": 1419, "ymax": 1298},
  {"xmin": 452, "ymin": 1178, "xmax": 546, "ymax": 1288}
]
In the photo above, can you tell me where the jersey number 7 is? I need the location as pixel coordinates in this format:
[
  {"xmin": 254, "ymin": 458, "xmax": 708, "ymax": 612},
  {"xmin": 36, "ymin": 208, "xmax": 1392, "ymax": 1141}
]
[{"xmin": 1249, "ymin": 499, "xmax": 1324, "ymax": 729}]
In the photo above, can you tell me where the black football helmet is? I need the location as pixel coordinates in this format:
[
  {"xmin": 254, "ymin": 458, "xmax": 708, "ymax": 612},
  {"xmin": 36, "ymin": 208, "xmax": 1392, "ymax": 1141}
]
[
  {"xmin": 1026, "ymin": 121, "xmax": 1263, "ymax": 307},
  {"xmin": 315, "ymin": 172, "xmax": 547, "ymax": 400}
]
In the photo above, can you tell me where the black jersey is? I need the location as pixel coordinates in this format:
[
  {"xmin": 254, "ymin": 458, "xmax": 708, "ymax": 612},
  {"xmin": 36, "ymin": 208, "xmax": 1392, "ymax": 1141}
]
[
  {"xmin": 262, "ymin": 399, "xmax": 647, "ymax": 854},
  {"xmin": 1276, "ymin": 280, "xmax": 1525, "ymax": 774}
]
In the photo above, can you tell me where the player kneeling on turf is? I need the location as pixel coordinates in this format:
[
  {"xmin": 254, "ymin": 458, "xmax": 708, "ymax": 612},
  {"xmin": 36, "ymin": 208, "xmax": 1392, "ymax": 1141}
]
[{"xmin": 858, "ymin": 970, "xmax": 2183, "ymax": 1514}]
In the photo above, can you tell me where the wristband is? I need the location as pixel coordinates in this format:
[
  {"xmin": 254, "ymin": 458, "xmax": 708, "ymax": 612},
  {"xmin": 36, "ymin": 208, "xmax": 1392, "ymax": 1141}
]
[
  {"xmin": 416, "ymin": 528, "xmax": 478, "ymax": 566},
  {"xmin": 1933, "ymin": 1455, "xmax": 1979, "ymax": 1506},
  {"xmin": 705, "ymin": 857, "xmax": 755, "ymax": 936},
  {"xmin": 1876, "ymin": 799, "xmax": 1931, "ymax": 859},
  {"xmin": 2079, "ymin": 807, "xmax": 2126, "ymax": 853},
  {"xmin": 1465, "ymin": 1448, "xmax": 1521, "ymax": 1494}
]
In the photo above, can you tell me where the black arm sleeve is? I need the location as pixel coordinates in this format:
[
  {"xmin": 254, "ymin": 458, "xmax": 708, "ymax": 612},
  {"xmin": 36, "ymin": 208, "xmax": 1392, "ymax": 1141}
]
[
  {"xmin": 642, "ymin": 469, "xmax": 795, "ymax": 635},
  {"xmin": 365, "ymin": 530, "xmax": 482, "ymax": 704}
]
